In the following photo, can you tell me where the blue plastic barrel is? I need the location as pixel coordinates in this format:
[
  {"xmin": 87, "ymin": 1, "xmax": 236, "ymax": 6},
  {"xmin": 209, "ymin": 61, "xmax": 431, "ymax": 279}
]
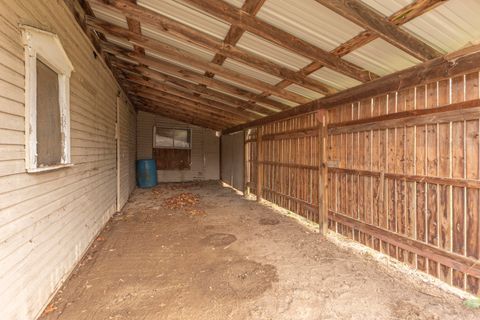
[{"xmin": 136, "ymin": 159, "xmax": 158, "ymax": 188}]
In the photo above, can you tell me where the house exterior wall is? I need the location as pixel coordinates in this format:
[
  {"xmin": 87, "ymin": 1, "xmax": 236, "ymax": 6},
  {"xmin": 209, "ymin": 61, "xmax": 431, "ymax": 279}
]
[
  {"xmin": 118, "ymin": 95, "xmax": 137, "ymax": 210},
  {"xmin": 0, "ymin": 1, "xmax": 136, "ymax": 319},
  {"xmin": 137, "ymin": 111, "xmax": 219, "ymax": 182},
  {"xmin": 221, "ymin": 132, "xmax": 244, "ymax": 192}
]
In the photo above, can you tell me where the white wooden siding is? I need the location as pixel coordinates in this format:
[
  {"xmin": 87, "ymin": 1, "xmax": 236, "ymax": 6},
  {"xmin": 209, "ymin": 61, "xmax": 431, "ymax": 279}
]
[
  {"xmin": 137, "ymin": 111, "xmax": 219, "ymax": 182},
  {"xmin": 0, "ymin": 1, "xmax": 136, "ymax": 319},
  {"xmin": 118, "ymin": 95, "xmax": 136, "ymax": 210}
]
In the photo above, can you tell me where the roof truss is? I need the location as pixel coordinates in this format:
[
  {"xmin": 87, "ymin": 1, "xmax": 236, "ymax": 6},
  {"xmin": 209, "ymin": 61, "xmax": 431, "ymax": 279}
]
[{"xmin": 74, "ymin": 0, "xmax": 454, "ymax": 130}]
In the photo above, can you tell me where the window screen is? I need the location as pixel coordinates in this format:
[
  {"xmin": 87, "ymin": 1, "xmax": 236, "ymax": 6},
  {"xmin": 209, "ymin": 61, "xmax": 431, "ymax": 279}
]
[
  {"xmin": 36, "ymin": 59, "xmax": 62, "ymax": 166},
  {"xmin": 154, "ymin": 127, "xmax": 191, "ymax": 149}
]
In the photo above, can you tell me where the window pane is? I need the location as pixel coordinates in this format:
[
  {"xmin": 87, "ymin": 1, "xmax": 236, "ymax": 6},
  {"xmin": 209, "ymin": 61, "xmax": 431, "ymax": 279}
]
[
  {"xmin": 173, "ymin": 129, "xmax": 190, "ymax": 148},
  {"xmin": 36, "ymin": 59, "xmax": 62, "ymax": 166},
  {"xmin": 154, "ymin": 128, "xmax": 174, "ymax": 148}
]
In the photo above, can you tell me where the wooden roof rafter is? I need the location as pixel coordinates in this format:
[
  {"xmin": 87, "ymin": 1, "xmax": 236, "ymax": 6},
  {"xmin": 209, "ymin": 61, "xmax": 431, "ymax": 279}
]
[
  {"xmin": 125, "ymin": 75, "xmax": 259, "ymax": 121},
  {"xmin": 252, "ymin": 0, "xmax": 447, "ymax": 104},
  {"xmin": 132, "ymin": 95, "xmax": 239, "ymax": 128},
  {"xmin": 123, "ymin": 85, "xmax": 241, "ymax": 126},
  {"xmin": 86, "ymin": 16, "xmax": 311, "ymax": 104},
  {"xmin": 77, "ymin": 0, "xmax": 456, "ymax": 131},
  {"xmin": 224, "ymin": 44, "xmax": 480, "ymax": 133},
  {"xmin": 181, "ymin": 0, "xmax": 379, "ymax": 82},
  {"xmin": 110, "ymin": 57, "xmax": 275, "ymax": 116},
  {"xmin": 134, "ymin": 99, "xmax": 227, "ymax": 130},
  {"xmin": 85, "ymin": 3, "xmax": 336, "ymax": 95},
  {"xmin": 99, "ymin": 40, "xmax": 290, "ymax": 112},
  {"xmin": 314, "ymin": 0, "xmax": 442, "ymax": 61},
  {"xmin": 124, "ymin": 0, "xmax": 145, "ymax": 55},
  {"xmin": 205, "ymin": 0, "xmax": 266, "ymax": 78}
]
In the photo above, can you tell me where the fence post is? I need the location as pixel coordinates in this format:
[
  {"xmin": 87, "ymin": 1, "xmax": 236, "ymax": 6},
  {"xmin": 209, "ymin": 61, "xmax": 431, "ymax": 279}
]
[
  {"xmin": 317, "ymin": 110, "xmax": 328, "ymax": 235},
  {"xmin": 256, "ymin": 126, "xmax": 263, "ymax": 202}
]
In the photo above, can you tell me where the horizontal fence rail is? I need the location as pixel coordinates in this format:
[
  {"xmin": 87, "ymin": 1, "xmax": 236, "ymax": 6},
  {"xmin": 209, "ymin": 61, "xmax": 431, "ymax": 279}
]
[{"xmin": 244, "ymin": 70, "xmax": 480, "ymax": 296}]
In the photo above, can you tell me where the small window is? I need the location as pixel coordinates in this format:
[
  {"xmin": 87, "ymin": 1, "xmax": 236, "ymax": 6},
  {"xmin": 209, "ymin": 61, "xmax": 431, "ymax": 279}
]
[
  {"xmin": 21, "ymin": 26, "xmax": 74, "ymax": 172},
  {"xmin": 153, "ymin": 127, "xmax": 192, "ymax": 170},
  {"xmin": 36, "ymin": 60, "xmax": 62, "ymax": 166},
  {"xmin": 154, "ymin": 127, "xmax": 191, "ymax": 149}
]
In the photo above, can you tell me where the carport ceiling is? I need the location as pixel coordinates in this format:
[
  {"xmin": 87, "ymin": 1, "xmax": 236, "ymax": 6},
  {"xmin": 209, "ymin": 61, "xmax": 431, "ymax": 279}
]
[{"xmin": 82, "ymin": 0, "xmax": 480, "ymax": 131}]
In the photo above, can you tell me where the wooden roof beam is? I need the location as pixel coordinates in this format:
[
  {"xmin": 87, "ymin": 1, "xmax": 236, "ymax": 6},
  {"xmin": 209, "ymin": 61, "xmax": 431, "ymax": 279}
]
[
  {"xmin": 223, "ymin": 44, "xmax": 480, "ymax": 133},
  {"xmin": 206, "ymin": 0, "xmax": 266, "ymax": 77},
  {"xmin": 125, "ymin": 75, "xmax": 258, "ymax": 121},
  {"xmin": 254, "ymin": 0, "xmax": 447, "ymax": 99},
  {"xmin": 111, "ymin": 58, "xmax": 274, "ymax": 116},
  {"xmin": 99, "ymin": 40, "xmax": 291, "ymax": 111},
  {"xmin": 181, "ymin": 0, "xmax": 378, "ymax": 82},
  {"xmin": 129, "ymin": 93, "xmax": 229, "ymax": 128},
  {"xmin": 134, "ymin": 100, "xmax": 226, "ymax": 130},
  {"xmin": 125, "ymin": 0, "xmax": 145, "ymax": 55},
  {"xmin": 125, "ymin": 74, "xmax": 254, "ymax": 120},
  {"xmin": 389, "ymin": 0, "xmax": 447, "ymax": 25},
  {"xmin": 314, "ymin": 0, "xmax": 441, "ymax": 61},
  {"xmin": 127, "ymin": 90, "xmax": 239, "ymax": 127},
  {"xmin": 86, "ymin": 16, "xmax": 311, "ymax": 104},
  {"xmin": 86, "ymin": 5, "xmax": 336, "ymax": 95}
]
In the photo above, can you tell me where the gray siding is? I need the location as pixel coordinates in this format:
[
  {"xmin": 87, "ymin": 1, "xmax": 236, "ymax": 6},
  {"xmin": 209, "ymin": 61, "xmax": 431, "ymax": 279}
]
[
  {"xmin": 0, "ymin": 1, "xmax": 136, "ymax": 319},
  {"xmin": 221, "ymin": 131, "xmax": 245, "ymax": 191},
  {"xmin": 137, "ymin": 111, "xmax": 219, "ymax": 182}
]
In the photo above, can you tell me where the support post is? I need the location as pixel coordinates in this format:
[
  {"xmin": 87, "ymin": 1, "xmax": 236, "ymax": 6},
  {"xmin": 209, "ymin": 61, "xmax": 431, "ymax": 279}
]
[
  {"xmin": 219, "ymin": 132, "xmax": 222, "ymax": 182},
  {"xmin": 256, "ymin": 126, "xmax": 263, "ymax": 202},
  {"xmin": 243, "ymin": 130, "xmax": 250, "ymax": 196},
  {"xmin": 317, "ymin": 110, "xmax": 328, "ymax": 235}
]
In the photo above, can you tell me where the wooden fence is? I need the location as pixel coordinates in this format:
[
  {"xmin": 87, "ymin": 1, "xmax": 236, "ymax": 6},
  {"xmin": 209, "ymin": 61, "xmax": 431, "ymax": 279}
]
[
  {"xmin": 245, "ymin": 113, "xmax": 324, "ymax": 223},
  {"xmin": 244, "ymin": 71, "xmax": 480, "ymax": 295}
]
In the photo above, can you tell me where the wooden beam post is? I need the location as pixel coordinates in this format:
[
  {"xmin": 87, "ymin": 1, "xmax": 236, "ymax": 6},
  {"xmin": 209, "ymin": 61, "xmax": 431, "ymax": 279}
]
[
  {"xmin": 256, "ymin": 126, "xmax": 263, "ymax": 202},
  {"xmin": 317, "ymin": 110, "xmax": 328, "ymax": 235},
  {"xmin": 243, "ymin": 130, "xmax": 250, "ymax": 196}
]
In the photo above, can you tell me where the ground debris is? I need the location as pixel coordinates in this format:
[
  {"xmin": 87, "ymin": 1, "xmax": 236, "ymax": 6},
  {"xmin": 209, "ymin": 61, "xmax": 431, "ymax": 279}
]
[
  {"xmin": 188, "ymin": 209, "xmax": 207, "ymax": 216},
  {"xmin": 153, "ymin": 182, "xmax": 201, "ymax": 192},
  {"xmin": 162, "ymin": 192, "xmax": 201, "ymax": 210},
  {"xmin": 42, "ymin": 304, "xmax": 57, "ymax": 315}
]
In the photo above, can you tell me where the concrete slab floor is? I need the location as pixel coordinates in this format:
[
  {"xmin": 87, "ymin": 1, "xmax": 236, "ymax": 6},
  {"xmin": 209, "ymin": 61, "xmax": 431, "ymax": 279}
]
[{"xmin": 40, "ymin": 181, "xmax": 480, "ymax": 320}]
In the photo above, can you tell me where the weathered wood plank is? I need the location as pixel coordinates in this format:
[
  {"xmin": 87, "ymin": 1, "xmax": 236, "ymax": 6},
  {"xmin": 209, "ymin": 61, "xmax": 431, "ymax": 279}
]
[
  {"xmin": 224, "ymin": 45, "xmax": 480, "ymax": 134},
  {"xmin": 315, "ymin": 0, "xmax": 441, "ymax": 61},
  {"xmin": 181, "ymin": 0, "xmax": 378, "ymax": 83},
  {"xmin": 329, "ymin": 211, "xmax": 480, "ymax": 278},
  {"xmin": 92, "ymin": 0, "xmax": 336, "ymax": 95}
]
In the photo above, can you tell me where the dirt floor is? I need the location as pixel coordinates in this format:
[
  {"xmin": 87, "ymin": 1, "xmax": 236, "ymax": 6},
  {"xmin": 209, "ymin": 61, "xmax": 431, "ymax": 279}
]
[{"xmin": 40, "ymin": 181, "xmax": 480, "ymax": 320}]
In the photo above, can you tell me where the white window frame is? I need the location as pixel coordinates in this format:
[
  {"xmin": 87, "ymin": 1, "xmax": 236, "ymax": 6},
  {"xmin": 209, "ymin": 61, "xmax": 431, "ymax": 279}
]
[{"xmin": 21, "ymin": 25, "xmax": 74, "ymax": 172}]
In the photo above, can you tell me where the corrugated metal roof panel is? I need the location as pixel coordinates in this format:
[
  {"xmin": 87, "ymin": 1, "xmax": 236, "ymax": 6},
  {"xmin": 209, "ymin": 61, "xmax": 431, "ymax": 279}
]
[
  {"xmin": 140, "ymin": 24, "xmax": 215, "ymax": 61},
  {"xmin": 222, "ymin": 58, "xmax": 282, "ymax": 85},
  {"xmin": 214, "ymin": 75, "xmax": 263, "ymax": 94},
  {"xmin": 146, "ymin": 50, "xmax": 206, "ymax": 74},
  {"xmin": 308, "ymin": 67, "xmax": 362, "ymax": 91},
  {"xmin": 256, "ymin": 0, "xmax": 365, "ymax": 52},
  {"xmin": 141, "ymin": 63, "xmax": 198, "ymax": 86},
  {"xmin": 286, "ymin": 84, "xmax": 323, "ymax": 100},
  {"xmin": 343, "ymin": 38, "xmax": 420, "ymax": 77},
  {"xmin": 106, "ymin": 35, "xmax": 134, "ymax": 50},
  {"xmin": 268, "ymin": 95, "xmax": 298, "ymax": 107},
  {"xmin": 403, "ymin": 0, "xmax": 480, "ymax": 53},
  {"xmin": 236, "ymin": 32, "xmax": 312, "ymax": 71},
  {"xmin": 360, "ymin": 0, "xmax": 413, "ymax": 17},
  {"xmin": 138, "ymin": 0, "xmax": 231, "ymax": 39},
  {"xmin": 90, "ymin": 3, "xmax": 128, "ymax": 28}
]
